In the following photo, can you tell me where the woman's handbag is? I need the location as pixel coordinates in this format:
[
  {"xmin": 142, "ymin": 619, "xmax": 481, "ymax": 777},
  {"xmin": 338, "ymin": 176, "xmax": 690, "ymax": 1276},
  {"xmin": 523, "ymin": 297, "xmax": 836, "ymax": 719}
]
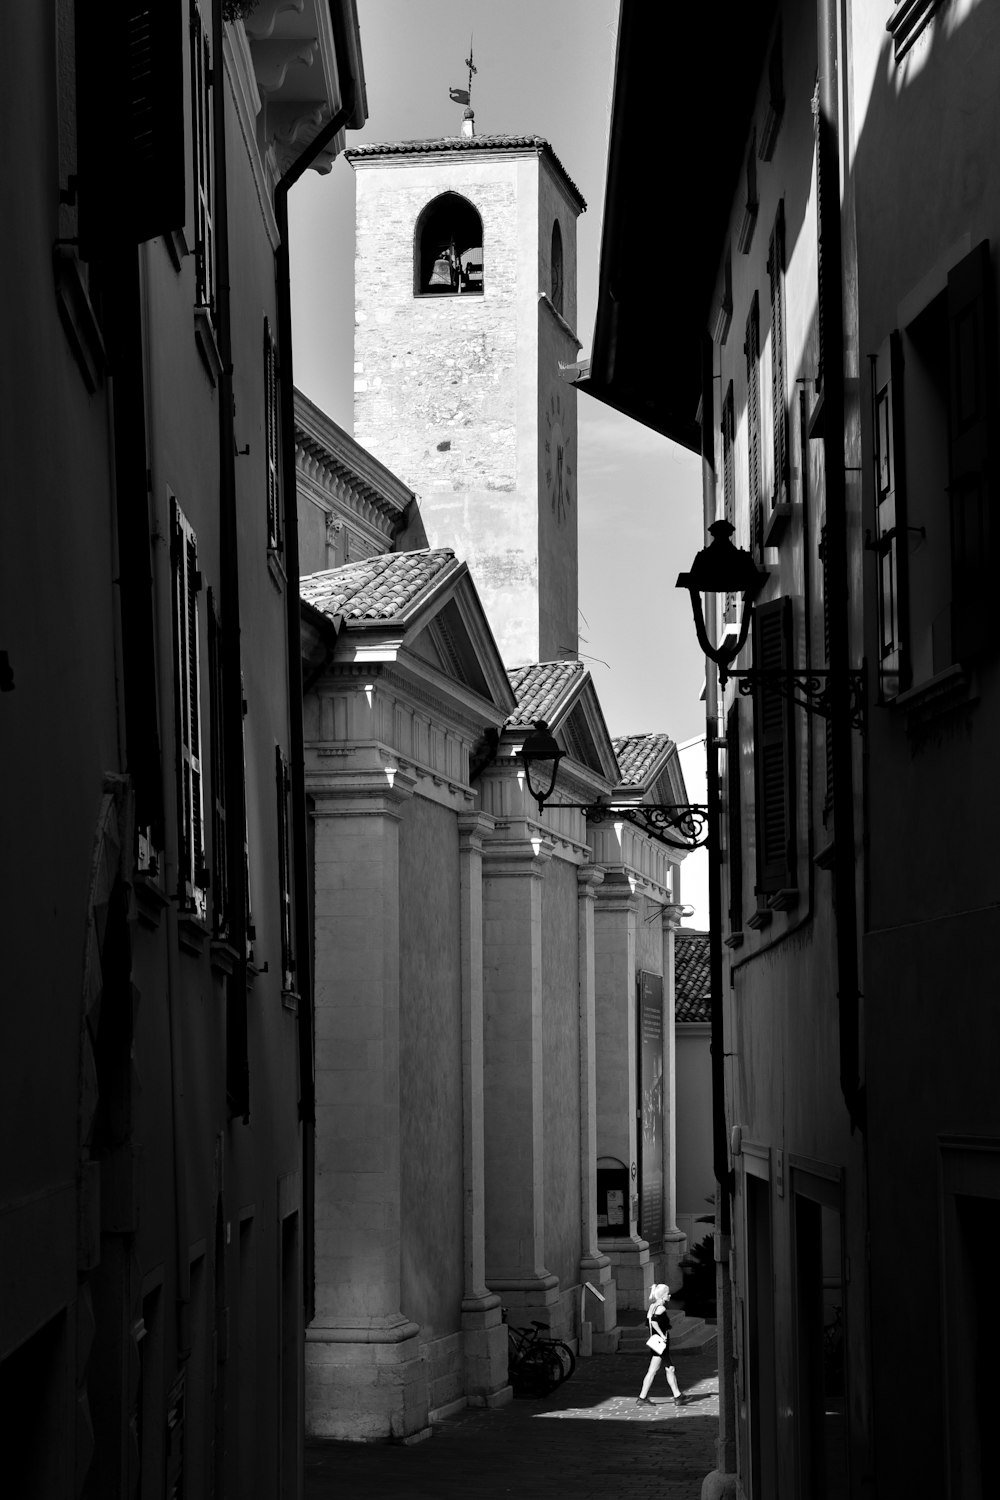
[{"xmin": 645, "ymin": 1332, "xmax": 667, "ymax": 1355}]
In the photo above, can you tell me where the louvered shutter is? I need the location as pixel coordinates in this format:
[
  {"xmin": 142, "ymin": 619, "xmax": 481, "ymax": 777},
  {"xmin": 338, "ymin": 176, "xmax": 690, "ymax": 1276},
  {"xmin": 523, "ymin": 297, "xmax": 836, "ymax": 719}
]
[
  {"xmin": 769, "ymin": 203, "xmax": 788, "ymax": 509},
  {"xmin": 753, "ymin": 596, "xmax": 796, "ymax": 896},
  {"xmin": 264, "ymin": 320, "xmax": 282, "ymax": 550},
  {"xmin": 871, "ymin": 332, "xmax": 909, "ymax": 696},
  {"xmin": 819, "ymin": 525, "xmax": 834, "ymax": 819},
  {"xmin": 746, "ymin": 295, "xmax": 762, "ymax": 559},
  {"xmin": 947, "ymin": 240, "xmax": 994, "ymax": 661},
  {"xmin": 172, "ymin": 501, "xmax": 206, "ymax": 916},
  {"xmin": 207, "ymin": 594, "xmax": 229, "ymax": 938},
  {"xmin": 275, "ymin": 748, "xmax": 295, "ymax": 991},
  {"xmin": 77, "ymin": 2, "xmax": 185, "ymax": 257},
  {"xmin": 722, "ymin": 384, "xmax": 738, "ymax": 622},
  {"xmin": 726, "ymin": 703, "xmax": 744, "ymax": 934}
]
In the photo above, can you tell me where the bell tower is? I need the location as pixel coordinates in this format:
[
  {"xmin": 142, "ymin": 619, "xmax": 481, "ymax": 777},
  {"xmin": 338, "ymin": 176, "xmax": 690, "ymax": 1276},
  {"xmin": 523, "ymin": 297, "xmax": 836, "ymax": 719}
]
[{"xmin": 348, "ymin": 134, "xmax": 585, "ymax": 668}]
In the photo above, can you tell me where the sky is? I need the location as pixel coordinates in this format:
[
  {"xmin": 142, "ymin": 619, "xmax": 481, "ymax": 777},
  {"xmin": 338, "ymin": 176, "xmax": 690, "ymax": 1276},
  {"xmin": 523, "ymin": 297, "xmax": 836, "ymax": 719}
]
[{"xmin": 288, "ymin": 0, "xmax": 708, "ymax": 924}]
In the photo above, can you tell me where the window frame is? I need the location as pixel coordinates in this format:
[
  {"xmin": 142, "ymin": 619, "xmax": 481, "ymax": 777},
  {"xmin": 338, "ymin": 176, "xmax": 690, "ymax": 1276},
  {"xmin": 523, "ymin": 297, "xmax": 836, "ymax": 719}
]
[
  {"xmin": 171, "ymin": 499, "xmax": 207, "ymax": 918},
  {"xmin": 264, "ymin": 317, "xmax": 282, "ymax": 553},
  {"xmin": 190, "ymin": 0, "xmax": 215, "ymax": 316},
  {"xmin": 752, "ymin": 594, "xmax": 797, "ymax": 902}
]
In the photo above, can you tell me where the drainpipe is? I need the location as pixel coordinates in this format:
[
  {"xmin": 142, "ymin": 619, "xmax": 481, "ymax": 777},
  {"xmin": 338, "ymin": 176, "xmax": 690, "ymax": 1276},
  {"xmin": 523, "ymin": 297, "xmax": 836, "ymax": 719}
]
[
  {"xmin": 211, "ymin": 0, "xmax": 250, "ymax": 1115},
  {"xmin": 816, "ymin": 0, "xmax": 865, "ymax": 1133},
  {"xmin": 274, "ymin": 3, "xmax": 363, "ymax": 1322}
]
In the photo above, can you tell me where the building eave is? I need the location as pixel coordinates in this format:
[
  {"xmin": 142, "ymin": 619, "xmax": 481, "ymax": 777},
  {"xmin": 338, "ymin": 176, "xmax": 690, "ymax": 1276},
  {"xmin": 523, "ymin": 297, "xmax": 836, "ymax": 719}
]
[{"xmin": 581, "ymin": 0, "xmax": 778, "ymax": 449}]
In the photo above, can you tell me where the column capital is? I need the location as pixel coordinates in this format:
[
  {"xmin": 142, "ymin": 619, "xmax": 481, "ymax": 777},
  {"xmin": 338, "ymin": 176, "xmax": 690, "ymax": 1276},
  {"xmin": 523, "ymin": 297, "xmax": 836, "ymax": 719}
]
[
  {"xmin": 457, "ymin": 810, "xmax": 497, "ymax": 851},
  {"xmin": 481, "ymin": 836, "xmax": 554, "ymax": 877},
  {"xmin": 594, "ymin": 882, "xmax": 639, "ymax": 915},
  {"xmin": 577, "ymin": 864, "xmax": 605, "ymax": 897},
  {"xmin": 308, "ymin": 766, "xmax": 417, "ymax": 818},
  {"xmin": 660, "ymin": 903, "xmax": 688, "ymax": 932}
]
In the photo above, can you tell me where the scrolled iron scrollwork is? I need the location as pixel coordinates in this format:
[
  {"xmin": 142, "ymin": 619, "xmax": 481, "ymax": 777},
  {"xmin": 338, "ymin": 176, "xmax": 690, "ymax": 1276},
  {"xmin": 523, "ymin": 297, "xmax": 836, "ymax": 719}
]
[
  {"xmin": 581, "ymin": 803, "xmax": 711, "ymax": 851},
  {"xmin": 731, "ymin": 667, "xmax": 866, "ymax": 731}
]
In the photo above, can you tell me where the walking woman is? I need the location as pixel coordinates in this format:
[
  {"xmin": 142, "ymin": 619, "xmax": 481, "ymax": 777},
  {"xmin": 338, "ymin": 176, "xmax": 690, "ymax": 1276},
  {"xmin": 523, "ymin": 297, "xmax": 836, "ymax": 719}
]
[{"xmin": 636, "ymin": 1283, "xmax": 687, "ymax": 1406}]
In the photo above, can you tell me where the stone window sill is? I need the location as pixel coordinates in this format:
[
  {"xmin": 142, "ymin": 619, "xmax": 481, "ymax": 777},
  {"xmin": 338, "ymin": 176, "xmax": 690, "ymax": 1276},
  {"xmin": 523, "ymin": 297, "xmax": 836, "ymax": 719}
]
[
  {"xmin": 892, "ymin": 663, "xmax": 977, "ymax": 732},
  {"xmin": 53, "ymin": 244, "xmax": 106, "ymax": 393},
  {"xmin": 177, "ymin": 911, "xmax": 210, "ymax": 955},
  {"xmin": 195, "ymin": 305, "xmax": 223, "ymax": 385}
]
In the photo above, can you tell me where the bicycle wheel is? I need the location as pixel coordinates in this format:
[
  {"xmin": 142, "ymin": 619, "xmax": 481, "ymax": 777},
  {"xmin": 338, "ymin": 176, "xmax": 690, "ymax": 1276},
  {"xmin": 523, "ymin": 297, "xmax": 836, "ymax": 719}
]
[
  {"xmin": 511, "ymin": 1346, "xmax": 562, "ymax": 1398},
  {"xmin": 548, "ymin": 1339, "xmax": 576, "ymax": 1385}
]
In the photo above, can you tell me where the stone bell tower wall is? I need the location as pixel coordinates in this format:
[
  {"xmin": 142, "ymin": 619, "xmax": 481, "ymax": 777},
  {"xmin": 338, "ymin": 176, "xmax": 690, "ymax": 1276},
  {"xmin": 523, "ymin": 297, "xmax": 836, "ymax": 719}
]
[{"xmin": 351, "ymin": 144, "xmax": 581, "ymax": 668}]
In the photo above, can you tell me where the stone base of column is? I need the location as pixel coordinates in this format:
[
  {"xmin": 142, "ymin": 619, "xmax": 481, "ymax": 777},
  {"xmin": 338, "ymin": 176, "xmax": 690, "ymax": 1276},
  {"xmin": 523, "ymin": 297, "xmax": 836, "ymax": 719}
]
[
  {"xmin": 305, "ymin": 1322, "xmax": 429, "ymax": 1443},
  {"xmin": 601, "ymin": 1236, "xmax": 652, "ymax": 1311},
  {"xmin": 662, "ymin": 1228, "xmax": 688, "ymax": 1293},
  {"xmin": 461, "ymin": 1294, "xmax": 512, "ymax": 1408}
]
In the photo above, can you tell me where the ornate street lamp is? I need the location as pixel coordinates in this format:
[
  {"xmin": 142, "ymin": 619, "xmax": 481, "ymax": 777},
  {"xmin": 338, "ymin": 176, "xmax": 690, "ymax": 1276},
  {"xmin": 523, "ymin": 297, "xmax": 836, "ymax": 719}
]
[
  {"xmin": 518, "ymin": 720, "xmax": 565, "ymax": 808},
  {"xmin": 674, "ymin": 519, "xmax": 767, "ymax": 681},
  {"xmin": 517, "ymin": 721, "xmax": 710, "ymax": 851},
  {"xmin": 676, "ymin": 520, "xmax": 866, "ymax": 727}
]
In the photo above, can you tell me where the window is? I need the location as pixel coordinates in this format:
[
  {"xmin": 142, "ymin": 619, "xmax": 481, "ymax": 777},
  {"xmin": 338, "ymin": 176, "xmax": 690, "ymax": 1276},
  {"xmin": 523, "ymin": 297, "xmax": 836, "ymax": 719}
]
[
  {"xmin": 275, "ymin": 747, "xmax": 295, "ymax": 992},
  {"xmin": 768, "ymin": 203, "xmax": 789, "ymax": 511},
  {"xmin": 737, "ymin": 129, "xmax": 759, "ymax": 255},
  {"xmin": 746, "ymin": 294, "xmax": 763, "ymax": 560},
  {"xmin": 207, "ymin": 593, "xmax": 229, "ymax": 938},
  {"xmin": 872, "ymin": 240, "xmax": 996, "ymax": 692},
  {"xmin": 726, "ymin": 702, "xmax": 744, "ymax": 939},
  {"xmin": 752, "ymin": 595, "xmax": 796, "ymax": 901},
  {"xmin": 550, "ymin": 219, "xmax": 564, "ymax": 316},
  {"xmin": 264, "ymin": 318, "xmax": 281, "ymax": 552},
  {"xmin": 758, "ymin": 26, "xmax": 785, "ymax": 161},
  {"xmin": 191, "ymin": 1, "xmax": 215, "ymax": 314},
  {"xmin": 415, "ymin": 193, "xmax": 483, "ymax": 295},
  {"xmin": 721, "ymin": 383, "xmax": 738, "ymax": 623},
  {"xmin": 171, "ymin": 500, "xmax": 207, "ymax": 918},
  {"xmin": 75, "ymin": 2, "xmax": 185, "ymax": 256}
]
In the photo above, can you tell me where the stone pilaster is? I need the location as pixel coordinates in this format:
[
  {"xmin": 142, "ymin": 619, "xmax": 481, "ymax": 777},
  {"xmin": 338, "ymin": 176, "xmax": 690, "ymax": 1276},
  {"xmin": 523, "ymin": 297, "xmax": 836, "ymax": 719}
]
[
  {"xmin": 305, "ymin": 771, "xmax": 429, "ymax": 1442},
  {"xmin": 594, "ymin": 880, "xmax": 651, "ymax": 1311},
  {"xmin": 481, "ymin": 836, "xmax": 560, "ymax": 1317},
  {"xmin": 457, "ymin": 813, "xmax": 511, "ymax": 1406},
  {"xmin": 661, "ymin": 908, "xmax": 688, "ymax": 1290},
  {"xmin": 576, "ymin": 865, "xmax": 616, "ymax": 1351}
]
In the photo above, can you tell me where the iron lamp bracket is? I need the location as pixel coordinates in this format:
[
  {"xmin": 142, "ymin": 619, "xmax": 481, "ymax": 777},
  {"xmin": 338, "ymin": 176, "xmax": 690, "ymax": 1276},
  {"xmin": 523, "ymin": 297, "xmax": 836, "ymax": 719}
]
[
  {"xmin": 550, "ymin": 802, "xmax": 712, "ymax": 852},
  {"xmin": 728, "ymin": 665, "xmax": 867, "ymax": 732}
]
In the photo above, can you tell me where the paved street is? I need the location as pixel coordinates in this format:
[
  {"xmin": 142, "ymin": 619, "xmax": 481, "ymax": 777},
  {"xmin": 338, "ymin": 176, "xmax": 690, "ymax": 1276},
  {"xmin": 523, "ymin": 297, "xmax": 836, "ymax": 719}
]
[{"xmin": 305, "ymin": 1346, "xmax": 719, "ymax": 1499}]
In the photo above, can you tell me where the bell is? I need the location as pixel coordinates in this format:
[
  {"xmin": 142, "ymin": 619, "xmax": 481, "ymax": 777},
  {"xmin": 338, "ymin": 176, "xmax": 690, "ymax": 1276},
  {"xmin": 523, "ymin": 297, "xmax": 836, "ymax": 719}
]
[{"xmin": 428, "ymin": 256, "xmax": 454, "ymax": 288}]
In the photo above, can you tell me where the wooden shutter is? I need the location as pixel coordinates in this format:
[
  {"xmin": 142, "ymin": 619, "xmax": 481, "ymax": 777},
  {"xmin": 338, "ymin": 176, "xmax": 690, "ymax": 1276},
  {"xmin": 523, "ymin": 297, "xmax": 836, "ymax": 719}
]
[
  {"xmin": 753, "ymin": 596, "xmax": 796, "ymax": 896},
  {"xmin": 769, "ymin": 203, "xmax": 788, "ymax": 509},
  {"xmin": 722, "ymin": 383, "xmax": 737, "ymax": 622},
  {"xmin": 207, "ymin": 593, "xmax": 229, "ymax": 938},
  {"xmin": 948, "ymin": 240, "xmax": 994, "ymax": 661},
  {"xmin": 871, "ymin": 332, "xmax": 909, "ymax": 696},
  {"xmin": 172, "ymin": 501, "xmax": 206, "ymax": 915},
  {"xmin": 190, "ymin": 2, "xmax": 215, "ymax": 311},
  {"xmin": 275, "ymin": 748, "xmax": 295, "ymax": 991},
  {"xmin": 264, "ymin": 319, "xmax": 281, "ymax": 551},
  {"xmin": 746, "ymin": 294, "xmax": 762, "ymax": 558},
  {"xmin": 726, "ymin": 703, "xmax": 743, "ymax": 934},
  {"xmin": 77, "ymin": 2, "xmax": 185, "ymax": 257}
]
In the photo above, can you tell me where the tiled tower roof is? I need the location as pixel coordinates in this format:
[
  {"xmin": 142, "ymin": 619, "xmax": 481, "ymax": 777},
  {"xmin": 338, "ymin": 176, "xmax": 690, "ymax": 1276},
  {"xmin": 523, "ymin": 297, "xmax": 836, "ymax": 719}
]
[{"xmin": 346, "ymin": 134, "xmax": 586, "ymax": 211}]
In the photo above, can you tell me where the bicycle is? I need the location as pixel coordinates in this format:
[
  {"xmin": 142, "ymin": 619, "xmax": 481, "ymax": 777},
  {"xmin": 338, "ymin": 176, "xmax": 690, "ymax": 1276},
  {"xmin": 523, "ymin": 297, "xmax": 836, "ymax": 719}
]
[{"xmin": 503, "ymin": 1312, "xmax": 577, "ymax": 1397}]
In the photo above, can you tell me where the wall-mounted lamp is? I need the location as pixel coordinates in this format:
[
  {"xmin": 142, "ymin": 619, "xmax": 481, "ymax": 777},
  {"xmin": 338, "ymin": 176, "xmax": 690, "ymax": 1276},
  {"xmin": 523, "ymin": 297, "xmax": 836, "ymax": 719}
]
[
  {"xmin": 518, "ymin": 719, "xmax": 710, "ymax": 851},
  {"xmin": 676, "ymin": 519, "xmax": 866, "ymax": 729}
]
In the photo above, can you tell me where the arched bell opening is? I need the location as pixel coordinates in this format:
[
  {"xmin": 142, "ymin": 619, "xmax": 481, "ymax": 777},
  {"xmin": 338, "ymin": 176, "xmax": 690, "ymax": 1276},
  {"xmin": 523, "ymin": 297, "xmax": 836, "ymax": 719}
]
[
  {"xmin": 550, "ymin": 219, "xmax": 564, "ymax": 317},
  {"xmin": 414, "ymin": 192, "xmax": 484, "ymax": 296}
]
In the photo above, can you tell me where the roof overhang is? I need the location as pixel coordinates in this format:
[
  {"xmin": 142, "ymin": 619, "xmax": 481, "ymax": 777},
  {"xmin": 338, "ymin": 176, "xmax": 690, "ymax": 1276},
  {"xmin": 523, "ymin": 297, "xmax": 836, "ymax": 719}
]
[{"xmin": 579, "ymin": 0, "xmax": 778, "ymax": 450}]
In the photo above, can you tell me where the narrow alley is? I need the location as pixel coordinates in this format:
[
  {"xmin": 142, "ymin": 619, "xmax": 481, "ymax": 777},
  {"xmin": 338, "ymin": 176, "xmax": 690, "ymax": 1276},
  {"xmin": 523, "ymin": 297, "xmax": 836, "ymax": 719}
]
[{"xmin": 304, "ymin": 1348, "xmax": 719, "ymax": 1500}]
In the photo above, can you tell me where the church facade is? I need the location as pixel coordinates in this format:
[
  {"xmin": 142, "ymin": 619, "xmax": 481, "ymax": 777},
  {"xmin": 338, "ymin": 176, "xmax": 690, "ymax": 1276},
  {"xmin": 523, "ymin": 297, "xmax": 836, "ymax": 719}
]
[{"xmin": 297, "ymin": 131, "xmax": 696, "ymax": 1441}]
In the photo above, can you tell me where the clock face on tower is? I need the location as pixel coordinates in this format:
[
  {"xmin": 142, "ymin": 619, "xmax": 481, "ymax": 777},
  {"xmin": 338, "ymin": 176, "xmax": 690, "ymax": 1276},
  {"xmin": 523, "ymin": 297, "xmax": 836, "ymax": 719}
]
[{"xmin": 544, "ymin": 390, "xmax": 573, "ymax": 524}]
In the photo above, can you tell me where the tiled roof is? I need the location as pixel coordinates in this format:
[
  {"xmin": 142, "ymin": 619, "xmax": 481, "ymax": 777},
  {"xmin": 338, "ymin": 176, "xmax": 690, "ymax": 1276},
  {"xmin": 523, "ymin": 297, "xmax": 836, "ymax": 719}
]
[
  {"xmin": 674, "ymin": 932, "xmax": 711, "ymax": 1023},
  {"xmin": 300, "ymin": 548, "xmax": 455, "ymax": 623},
  {"xmin": 345, "ymin": 134, "xmax": 586, "ymax": 211},
  {"xmin": 613, "ymin": 733, "xmax": 676, "ymax": 788},
  {"xmin": 507, "ymin": 660, "xmax": 586, "ymax": 727}
]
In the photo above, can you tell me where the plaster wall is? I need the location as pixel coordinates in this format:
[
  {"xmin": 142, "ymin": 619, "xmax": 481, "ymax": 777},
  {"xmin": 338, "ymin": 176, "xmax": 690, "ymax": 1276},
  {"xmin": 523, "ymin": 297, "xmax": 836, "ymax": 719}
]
[
  {"xmin": 541, "ymin": 857, "xmax": 583, "ymax": 1300},
  {"xmin": 674, "ymin": 1024, "xmax": 715, "ymax": 1244},
  {"xmin": 399, "ymin": 796, "xmax": 464, "ymax": 1340}
]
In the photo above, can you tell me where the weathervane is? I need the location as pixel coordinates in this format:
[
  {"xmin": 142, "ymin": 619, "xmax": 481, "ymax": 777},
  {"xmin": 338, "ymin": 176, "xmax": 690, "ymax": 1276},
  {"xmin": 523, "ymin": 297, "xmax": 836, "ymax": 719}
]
[{"xmin": 449, "ymin": 37, "xmax": 478, "ymax": 132}]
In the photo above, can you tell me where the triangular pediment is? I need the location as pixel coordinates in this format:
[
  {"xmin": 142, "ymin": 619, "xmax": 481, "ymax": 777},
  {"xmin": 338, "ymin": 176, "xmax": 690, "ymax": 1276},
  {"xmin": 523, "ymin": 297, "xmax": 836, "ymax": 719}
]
[{"xmin": 408, "ymin": 597, "xmax": 493, "ymax": 700}]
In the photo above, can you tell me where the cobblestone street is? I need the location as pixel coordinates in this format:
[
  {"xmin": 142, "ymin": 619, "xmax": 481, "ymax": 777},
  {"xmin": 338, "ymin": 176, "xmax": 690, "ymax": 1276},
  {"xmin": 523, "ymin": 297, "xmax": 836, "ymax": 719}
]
[{"xmin": 305, "ymin": 1347, "xmax": 719, "ymax": 1499}]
